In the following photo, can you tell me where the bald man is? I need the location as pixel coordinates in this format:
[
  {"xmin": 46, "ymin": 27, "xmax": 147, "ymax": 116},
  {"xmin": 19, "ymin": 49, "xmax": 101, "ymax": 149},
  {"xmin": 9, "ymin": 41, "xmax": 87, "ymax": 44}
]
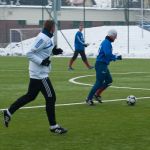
[{"xmin": 86, "ymin": 29, "xmax": 122, "ymax": 105}]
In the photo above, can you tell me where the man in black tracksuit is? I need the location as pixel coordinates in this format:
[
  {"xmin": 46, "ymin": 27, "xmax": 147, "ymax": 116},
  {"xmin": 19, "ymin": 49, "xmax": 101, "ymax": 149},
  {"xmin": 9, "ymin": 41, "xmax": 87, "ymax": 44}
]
[{"xmin": 3, "ymin": 20, "xmax": 67, "ymax": 134}]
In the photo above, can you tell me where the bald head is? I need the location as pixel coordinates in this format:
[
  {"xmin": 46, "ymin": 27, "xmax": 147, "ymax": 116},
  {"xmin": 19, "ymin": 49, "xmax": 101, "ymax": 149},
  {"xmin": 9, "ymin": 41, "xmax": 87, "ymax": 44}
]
[{"xmin": 107, "ymin": 29, "xmax": 117, "ymax": 42}]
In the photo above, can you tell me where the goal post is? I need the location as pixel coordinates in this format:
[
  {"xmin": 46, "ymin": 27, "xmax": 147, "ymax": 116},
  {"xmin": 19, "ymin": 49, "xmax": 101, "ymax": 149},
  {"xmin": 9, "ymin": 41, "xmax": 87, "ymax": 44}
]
[{"xmin": 9, "ymin": 28, "xmax": 42, "ymax": 55}]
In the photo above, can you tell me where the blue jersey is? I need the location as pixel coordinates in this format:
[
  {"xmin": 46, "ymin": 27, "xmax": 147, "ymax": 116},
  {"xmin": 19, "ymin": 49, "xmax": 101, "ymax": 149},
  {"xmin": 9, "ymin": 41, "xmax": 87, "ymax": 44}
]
[
  {"xmin": 96, "ymin": 37, "xmax": 117, "ymax": 65},
  {"xmin": 74, "ymin": 31, "xmax": 85, "ymax": 51}
]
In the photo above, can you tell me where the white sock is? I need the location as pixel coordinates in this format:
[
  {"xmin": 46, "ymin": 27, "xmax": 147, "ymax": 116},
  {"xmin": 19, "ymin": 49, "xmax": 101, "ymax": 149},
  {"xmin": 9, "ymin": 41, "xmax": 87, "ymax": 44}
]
[
  {"xmin": 50, "ymin": 124, "xmax": 59, "ymax": 129},
  {"xmin": 6, "ymin": 109, "xmax": 11, "ymax": 117}
]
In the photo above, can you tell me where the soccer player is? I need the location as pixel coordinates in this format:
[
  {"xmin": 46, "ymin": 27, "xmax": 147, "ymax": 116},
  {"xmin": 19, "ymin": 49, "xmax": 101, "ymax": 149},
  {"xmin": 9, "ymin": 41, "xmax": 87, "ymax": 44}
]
[
  {"xmin": 86, "ymin": 29, "xmax": 122, "ymax": 105},
  {"xmin": 68, "ymin": 25, "xmax": 94, "ymax": 70},
  {"xmin": 2, "ymin": 20, "xmax": 67, "ymax": 134}
]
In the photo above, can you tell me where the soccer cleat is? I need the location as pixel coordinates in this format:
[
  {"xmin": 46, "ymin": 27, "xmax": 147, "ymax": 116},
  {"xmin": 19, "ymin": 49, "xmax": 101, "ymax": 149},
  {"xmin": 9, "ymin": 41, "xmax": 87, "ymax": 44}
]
[
  {"xmin": 3, "ymin": 110, "xmax": 11, "ymax": 128},
  {"xmin": 50, "ymin": 125, "xmax": 68, "ymax": 134},
  {"xmin": 88, "ymin": 66, "xmax": 94, "ymax": 70},
  {"xmin": 86, "ymin": 99, "xmax": 94, "ymax": 106},
  {"xmin": 68, "ymin": 67, "xmax": 74, "ymax": 71},
  {"xmin": 94, "ymin": 95, "xmax": 103, "ymax": 103}
]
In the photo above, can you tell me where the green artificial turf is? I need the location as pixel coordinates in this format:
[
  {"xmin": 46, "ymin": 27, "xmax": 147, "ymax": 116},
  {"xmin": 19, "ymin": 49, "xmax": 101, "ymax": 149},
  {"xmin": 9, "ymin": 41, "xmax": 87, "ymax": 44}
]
[{"xmin": 0, "ymin": 57, "xmax": 150, "ymax": 150}]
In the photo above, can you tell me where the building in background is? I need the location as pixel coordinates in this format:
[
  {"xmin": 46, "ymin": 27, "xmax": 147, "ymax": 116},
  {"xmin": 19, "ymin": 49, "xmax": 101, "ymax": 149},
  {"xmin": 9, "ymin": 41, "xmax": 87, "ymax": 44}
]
[
  {"xmin": 0, "ymin": 0, "xmax": 48, "ymax": 5},
  {"xmin": 111, "ymin": 0, "xmax": 141, "ymax": 8},
  {"xmin": 94, "ymin": 0, "xmax": 111, "ymax": 8},
  {"xmin": 0, "ymin": 0, "xmax": 6, "ymax": 4},
  {"xmin": 144, "ymin": 0, "xmax": 150, "ymax": 8},
  {"xmin": 0, "ymin": 0, "xmax": 150, "ymax": 45},
  {"xmin": 0, "ymin": 0, "xmax": 150, "ymax": 8},
  {"xmin": 70, "ymin": 0, "xmax": 96, "ymax": 6},
  {"xmin": 0, "ymin": 0, "xmax": 97, "ymax": 6}
]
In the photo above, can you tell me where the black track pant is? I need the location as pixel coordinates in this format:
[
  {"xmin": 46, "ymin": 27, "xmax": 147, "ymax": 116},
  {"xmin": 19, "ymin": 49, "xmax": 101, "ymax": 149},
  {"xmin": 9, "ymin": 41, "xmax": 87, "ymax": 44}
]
[
  {"xmin": 72, "ymin": 50, "xmax": 87, "ymax": 62},
  {"xmin": 8, "ymin": 78, "xmax": 56, "ymax": 126}
]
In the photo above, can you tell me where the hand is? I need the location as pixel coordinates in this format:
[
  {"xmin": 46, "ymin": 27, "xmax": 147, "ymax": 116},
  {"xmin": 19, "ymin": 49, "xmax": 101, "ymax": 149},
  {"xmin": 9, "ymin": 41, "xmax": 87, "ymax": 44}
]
[
  {"xmin": 52, "ymin": 46, "xmax": 63, "ymax": 55},
  {"xmin": 116, "ymin": 55, "xmax": 122, "ymax": 60},
  {"xmin": 41, "ymin": 57, "xmax": 50, "ymax": 66},
  {"xmin": 84, "ymin": 43, "xmax": 89, "ymax": 47}
]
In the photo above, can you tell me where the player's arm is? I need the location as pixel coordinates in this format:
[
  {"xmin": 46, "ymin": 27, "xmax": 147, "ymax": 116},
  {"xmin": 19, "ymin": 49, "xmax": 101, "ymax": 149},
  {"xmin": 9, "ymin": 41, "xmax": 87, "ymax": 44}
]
[
  {"xmin": 103, "ymin": 43, "xmax": 116, "ymax": 60},
  {"xmin": 103, "ymin": 43, "xmax": 122, "ymax": 61},
  {"xmin": 76, "ymin": 33, "xmax": 89, "ymax": 47},
  {"xmin": 110, "ymin": 52, "xmax": 122, "ymax": 61},
  {"xmin": 110, "ymin": 51, "xmax": 122, "ymax": 61},
  {"xmin": 77, "ymin": 35, "xmax": 84, "ymax": 44},
  {"xmin": 26, "ymin": 38, "xmax": 48, "ymax": 65}
]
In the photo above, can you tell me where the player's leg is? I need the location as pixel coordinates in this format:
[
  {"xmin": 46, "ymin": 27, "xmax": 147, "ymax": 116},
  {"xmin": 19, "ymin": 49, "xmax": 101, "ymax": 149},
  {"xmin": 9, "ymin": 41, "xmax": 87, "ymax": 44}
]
[
  {"xmin": 95, "ymin": 68, "xmax": 113, "ymax": 96},
  {"xmin": 3, "ymin": 79, "xmax": 41, "ymax": 127},
  {"xmin": 79, "ymin": 51, "xmax": 94, "ymax": 69},
  {"xmin": 41, "ymin": 78, "xmax": 56, "ymax": 126},
  {"xmin": 94, "ymin": 69, "xmax": 113, "ymax": 103},
  {"xmin": 95, "ymin": 88, "xmax": 106, "ymax": 97},
  {"xmin": 8, "ymin": 79, "xmax": 41, "ymax": 114},
  {"xmin": 41, "ymin": 78, "xmax": 67, "ymax": 134},
  {"xmin": 86, "ymin": 63, "xmax": 106, "ymax": 105},
  {"xmin": 93, "ymin": 87, "xmax": 105, "ymax": 103},
  {"xmin": 68, "ymin": 51, "xmax": 79, "ymax": 70},
  {"xmin": 86, "ymin": 79, "xmax": 104, "ymax": 105}
]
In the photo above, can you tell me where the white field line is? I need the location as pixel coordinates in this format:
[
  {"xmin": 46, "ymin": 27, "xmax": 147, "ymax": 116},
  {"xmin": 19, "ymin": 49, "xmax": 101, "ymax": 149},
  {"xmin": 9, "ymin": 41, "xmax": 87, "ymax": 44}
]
[
  {"xmin": 0, "ymin": 96, "xmax": 150, "ymax": 111},
  {"xmin": 69, "ymin": 72, "xmax": 150, "ymax": 91},
  {"xmin": 0, "ymin": 72, "xmax": 150, "ymax": 111}
]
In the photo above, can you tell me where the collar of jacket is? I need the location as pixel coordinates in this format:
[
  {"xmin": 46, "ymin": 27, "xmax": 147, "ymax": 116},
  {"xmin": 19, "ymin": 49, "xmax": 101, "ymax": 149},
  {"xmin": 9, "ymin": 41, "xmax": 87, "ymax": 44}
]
[
  {"xmin": 42, "ymin": 28, "xmax": 53, "ymax": 38},
  {"xmin": 105, "ymin": 36, "xmax": 113, "ymax": 42}
]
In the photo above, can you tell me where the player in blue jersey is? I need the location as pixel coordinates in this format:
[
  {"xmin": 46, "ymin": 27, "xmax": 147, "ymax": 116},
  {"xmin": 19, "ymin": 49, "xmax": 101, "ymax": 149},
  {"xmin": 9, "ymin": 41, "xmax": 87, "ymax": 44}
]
[
  {"xmin": 68, "ymin": 25, "xmax": 93, "ymax": 70},
  {"xmin": 86, "ymin": 29, "xmax": 122, "ymax": 105}
]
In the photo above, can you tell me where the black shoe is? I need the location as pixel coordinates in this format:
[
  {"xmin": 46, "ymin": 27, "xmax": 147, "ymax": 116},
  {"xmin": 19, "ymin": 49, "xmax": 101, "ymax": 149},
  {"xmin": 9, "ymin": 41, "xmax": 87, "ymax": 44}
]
[
  {"xmin": 86, "ymin": 99, "xmax": 94, "ymax": 106},
  {"xmin": 3, "ymin": 110, "xmax": 11, "ymax": 127},
  {"xmin": 94, "ymin": 95, "xmax": 103, "ymax": 103},
  {"xmin": 68, "ymin": 67, "xmax": 74, "ymax": 71},
  {"xmin": 88, "ymin": 66, "xmax": 94, "ymax": 70},
  {"xmin": 50, "ymin": 125, "xmax": 68, "ymax": 134}
]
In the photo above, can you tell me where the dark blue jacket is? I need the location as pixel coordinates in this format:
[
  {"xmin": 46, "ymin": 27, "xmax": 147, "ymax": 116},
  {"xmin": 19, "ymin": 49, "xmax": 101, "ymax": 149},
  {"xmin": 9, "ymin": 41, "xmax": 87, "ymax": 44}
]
[
  {"xmin": 96, "ymin": 36, "xmax": 117, "ymax": 65},
  {"xmin": 74, "ymin": 31, "xmax": 85, "ymax": 51}
]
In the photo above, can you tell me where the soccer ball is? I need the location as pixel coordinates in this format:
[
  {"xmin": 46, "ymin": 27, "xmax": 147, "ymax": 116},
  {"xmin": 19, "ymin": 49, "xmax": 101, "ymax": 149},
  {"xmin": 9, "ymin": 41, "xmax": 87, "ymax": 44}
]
[{"xmin": 127, "ymin": 95, "xmax": 137, "ymax": 106}]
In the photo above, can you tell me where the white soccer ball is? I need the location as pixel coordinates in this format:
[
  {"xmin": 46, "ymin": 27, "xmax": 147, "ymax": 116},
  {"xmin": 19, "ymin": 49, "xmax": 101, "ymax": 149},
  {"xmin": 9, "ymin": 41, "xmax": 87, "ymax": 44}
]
[{"xmin": 127, "ymin": 95, "xmax": 137, "ymax": 106}]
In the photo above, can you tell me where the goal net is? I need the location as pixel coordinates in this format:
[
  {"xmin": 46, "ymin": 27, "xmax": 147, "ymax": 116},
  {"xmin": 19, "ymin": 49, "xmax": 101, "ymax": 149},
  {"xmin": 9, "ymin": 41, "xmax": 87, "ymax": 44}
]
[{"xmin": 9, "ymin": 28, "xmax": 42, "ymax": 55}]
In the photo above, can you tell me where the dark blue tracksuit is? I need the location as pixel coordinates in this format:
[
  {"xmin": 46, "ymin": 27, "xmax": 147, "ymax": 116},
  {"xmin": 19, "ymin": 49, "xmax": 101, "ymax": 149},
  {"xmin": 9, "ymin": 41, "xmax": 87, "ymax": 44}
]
[{"xmin": 87, "ymin": 36, "xmax": 117, "ymax": 100}]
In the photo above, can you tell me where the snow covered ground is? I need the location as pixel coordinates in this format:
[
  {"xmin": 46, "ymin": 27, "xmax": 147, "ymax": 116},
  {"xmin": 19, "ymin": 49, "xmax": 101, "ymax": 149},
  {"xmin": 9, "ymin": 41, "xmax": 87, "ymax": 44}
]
[
  {"xmin": 58, "ymin": 26, "xmax": 150, "ymax": 58},
  {"xmin": 0, "ymin": 26, "xmax": 150, "ymax": 58}
]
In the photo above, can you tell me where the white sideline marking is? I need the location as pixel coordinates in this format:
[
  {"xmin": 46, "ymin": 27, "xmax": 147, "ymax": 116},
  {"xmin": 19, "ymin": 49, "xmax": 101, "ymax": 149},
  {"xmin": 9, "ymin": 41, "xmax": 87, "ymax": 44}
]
[
  {"xmin": 111, "ymin": 86, "xmax": 150, "ymax": 91},
  {"xmin": 69, "ymin": 72, "xmax": 150, "ymax": 91},
  {"xmin": 0, "ymin": 96, "xmax": 150, "ymax": 111},
  {"xmin": 0, "ymin": 72, "xmax": 150, "ymax": 112}
]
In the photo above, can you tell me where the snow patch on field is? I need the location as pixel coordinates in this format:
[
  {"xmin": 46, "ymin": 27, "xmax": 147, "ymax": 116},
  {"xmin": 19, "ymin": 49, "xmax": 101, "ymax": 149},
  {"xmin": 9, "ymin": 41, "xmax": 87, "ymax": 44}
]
[{"xmin": 0, "ymin": 26, "xmax": 150, "ymax": 58}]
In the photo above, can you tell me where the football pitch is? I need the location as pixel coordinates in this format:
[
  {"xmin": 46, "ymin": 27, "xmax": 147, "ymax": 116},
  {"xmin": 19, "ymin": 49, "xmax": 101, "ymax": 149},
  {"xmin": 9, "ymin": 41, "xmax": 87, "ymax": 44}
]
[{"xmin": 0, "ymin": 57, "xmax": 150, "ymax": 150}]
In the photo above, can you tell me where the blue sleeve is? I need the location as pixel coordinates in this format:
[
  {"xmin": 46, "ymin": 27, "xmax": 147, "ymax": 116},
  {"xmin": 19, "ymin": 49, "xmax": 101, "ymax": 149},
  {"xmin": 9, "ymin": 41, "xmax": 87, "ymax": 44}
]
[
  {"xmin": 103, "ymin": 42, "xmax": 117, "ymax": 61},
  {"xmin": 76, "ymin": 32, "xmax": 84, "ymax": 45}
]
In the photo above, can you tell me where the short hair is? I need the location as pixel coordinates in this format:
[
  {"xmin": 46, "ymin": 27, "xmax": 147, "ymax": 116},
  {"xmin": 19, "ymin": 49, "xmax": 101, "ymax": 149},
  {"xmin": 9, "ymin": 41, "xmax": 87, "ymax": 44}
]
[
  {"xmin": 79, "ymin": 24, "xmax": 83, "ymax": 27},
  {"xmin": 44, "ymin": 20, "xmax": 55, "ymax": 31}
]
